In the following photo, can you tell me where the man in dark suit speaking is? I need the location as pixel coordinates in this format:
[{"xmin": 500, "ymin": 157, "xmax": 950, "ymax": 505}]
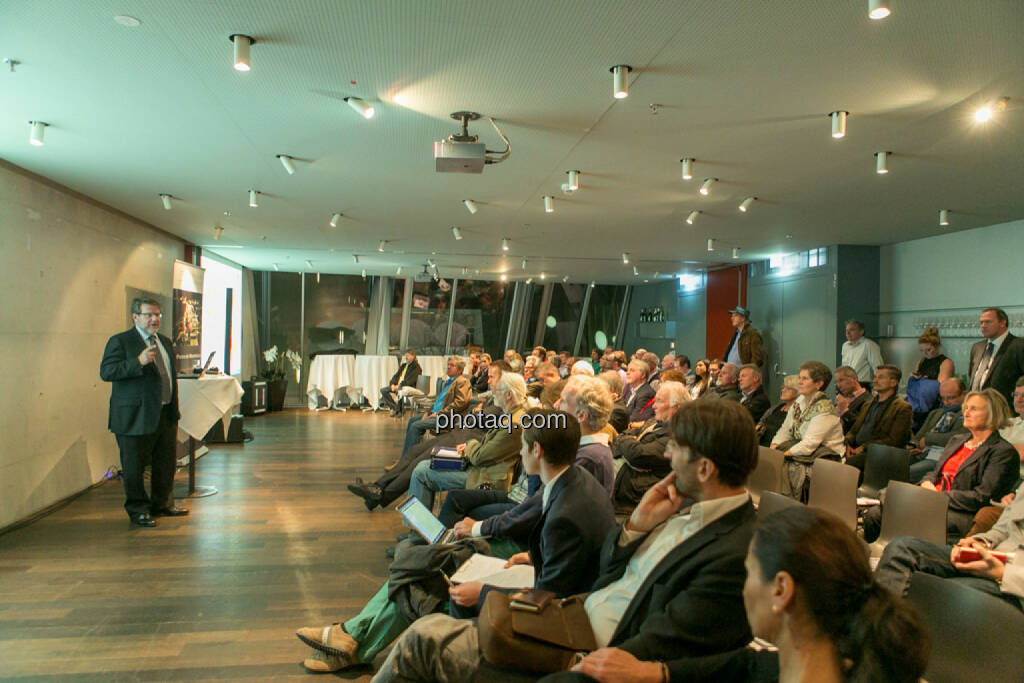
[{"xmin": 100, "ymin": 297, "xmax": 188, "ymax": 527}]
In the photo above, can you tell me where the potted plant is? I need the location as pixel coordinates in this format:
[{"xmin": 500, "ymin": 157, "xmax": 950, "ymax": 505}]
[{"xmin": 262, "ymin": 345, "xmax": 302, "ymax": 411}]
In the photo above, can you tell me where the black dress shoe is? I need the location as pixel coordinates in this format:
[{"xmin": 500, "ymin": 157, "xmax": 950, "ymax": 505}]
[
  {"xmin": 131, "ymin": 513, "xmax": 156, "ymax": 527},
  {"xmin": 347, "ymin": 482, "xmax": 383, "ymax": 511},
  {"xmin": 152, "ymin": 506, "xmax": 189, "ymax": 517}
]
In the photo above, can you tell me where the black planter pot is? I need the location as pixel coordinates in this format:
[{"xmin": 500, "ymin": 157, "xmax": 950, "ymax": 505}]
[{"xmin": 266, "ymin": 379, "xmax": 288, "ymax": 411}]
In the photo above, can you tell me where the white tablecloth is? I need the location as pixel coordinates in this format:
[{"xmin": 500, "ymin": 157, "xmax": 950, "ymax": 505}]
[
  {"xmin": 176, "ymin": 375, "xmax": 244, "ymax": 440},
  {"xmin": 308, "ymin": 354, "xmax": 357, "ymax": 404},
  {"xmin": 352, "ymin": 355, "xmax": 399, "ymax": 409}
]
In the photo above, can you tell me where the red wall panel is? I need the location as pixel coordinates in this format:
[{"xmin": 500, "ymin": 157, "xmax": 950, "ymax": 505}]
[{"xmin": 705, "ymin": 266, "xmax": 747, "ymax": 360}]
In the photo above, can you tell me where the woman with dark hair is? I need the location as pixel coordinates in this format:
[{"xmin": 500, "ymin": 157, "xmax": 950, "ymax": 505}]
[
  {"xmin": 689, "ymin": 358, "xmax": 712, "ymax": 399},
  {"xmin": 669, "ymin": 506, "xmax": 929, "ymax": 682}
]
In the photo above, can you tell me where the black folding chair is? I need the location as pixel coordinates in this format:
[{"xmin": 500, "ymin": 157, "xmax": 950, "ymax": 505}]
[{"xmin": 856, "ymin": 443, "xmax": 910, "ymax": 498}]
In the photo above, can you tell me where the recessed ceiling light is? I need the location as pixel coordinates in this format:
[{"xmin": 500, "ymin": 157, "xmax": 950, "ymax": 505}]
[
  {"xmin": 277, "ymin": 154, "xmax": 296, "ymax": 175},
  {"xmin": 868, "ymin": 0, "xmax": 891, "ymax": 20},
  {"xmin": 28, "ymin": 120, "xmax": 47, "ymax": 146},
  {"xmin": 229, "ymin": 34, "xmax": 254, "ymax": 71},
  {"xmin": 113, "ymin": 15, "xmax": 141, "ymax": 27},
  {"xmin": 830, "ymin": 110, "xmax": 848, "ymax": 138},
  {"xmin": 686, "ymin": 210, "xmax": 700, "ymax": 225},
  {"xmin": 610, "ymin": 64, "xmax": 632, "ymax": 99},
  {"xmin": 361, "ymin": 269, "xmax": 366, "ymax": 279},
  {"xmin": 680, "ymin": 158, "xmax": 694, "ymax": 180},
  {"xmin": 160, "ymin": 194, "xmax": 172, "ymax": 210},
  {"xmin": 344, "ymin": 97, "xmax": 375, "ymax": 119},
  {"xmin": 463, "ymin": 199, "xmax": 478, "ymax": 214}
]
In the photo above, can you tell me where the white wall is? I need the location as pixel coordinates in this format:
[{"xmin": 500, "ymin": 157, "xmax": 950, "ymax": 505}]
[
  {"xmin": 879, "ymin": 218, "xmax": 1024, "ymax": 383},
  {"xmin": 0, "ymin": 161, "xmax": 184, "ymax": 529}
]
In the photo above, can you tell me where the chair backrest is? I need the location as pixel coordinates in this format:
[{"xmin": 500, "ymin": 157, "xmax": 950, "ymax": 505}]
[
  {"xmin": 748, "ymin": 447, "xmax": 786, "ymax": 505},
  {"xmin": 807, "ymin": 459, "xmax": 860, "ymax": 530},
  {"xmin": 416, "ymin": 374, "xmax": 430, "ymax": 394},
  {"xmin": 905, "ymin": 571, "xmax": 1024, "ymax": 683},
  {"xmin": 878, "ymin": 481, "xmax": 948, "ymax": 546},
  {"xmin": 757, "ymin": 490, "xmax": 802, "ymax": 521},
  {"xmin": 435, "ymin": 376, "xmax": 445, "ymax": 397},
  {"xmin": 858, "ymin": 443, "xmax": 910, "ymax": 498}
]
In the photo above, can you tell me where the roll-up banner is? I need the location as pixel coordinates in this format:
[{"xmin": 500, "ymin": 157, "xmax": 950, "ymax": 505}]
[{"xmin": 172, "ymin": 259, "xmax": 205, "ymax": 373}]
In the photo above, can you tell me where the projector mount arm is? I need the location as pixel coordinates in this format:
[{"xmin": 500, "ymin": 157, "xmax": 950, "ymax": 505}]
[{"xmin": 448, "ymin": 111, "xmax": 510, "ymax": 165}]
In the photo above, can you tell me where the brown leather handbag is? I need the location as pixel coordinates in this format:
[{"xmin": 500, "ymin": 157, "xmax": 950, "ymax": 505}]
[{"xmin": 478, "ymin": 591, "xmax": 597, "ymax": 674}]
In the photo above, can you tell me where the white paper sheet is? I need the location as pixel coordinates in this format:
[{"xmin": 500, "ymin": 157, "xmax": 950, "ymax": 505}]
[{"xmin": 451, "ymin": 553, "xmax": 536, "ymax": 588}]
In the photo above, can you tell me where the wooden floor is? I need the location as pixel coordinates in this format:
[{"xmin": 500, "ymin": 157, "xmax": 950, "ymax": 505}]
[{"xmin": 0, "ymin": 410, "xmax": 411, "ymax": 681}]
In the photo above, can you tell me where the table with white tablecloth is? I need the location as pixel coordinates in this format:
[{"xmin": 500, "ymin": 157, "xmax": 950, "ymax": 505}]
[
  {"xmin": 174, "ymin": 375, "xmax": 244, "ymax": 497},
  {"xmin": 308, "ymin": 354, "xmax": 472, "ymax": 410},
  {"xmin": 307, "ymin": 354, "xmax": 357, "ymax": 407},
  {"xmin": 351, "ymin": 354, "xmax": 399, "ymax": 409}
]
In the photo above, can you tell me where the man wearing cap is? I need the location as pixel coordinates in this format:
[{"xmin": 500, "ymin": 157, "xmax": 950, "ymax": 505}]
[{"xmin": 723, "ymin": 306, "xmax": 763, "ymax": 368}]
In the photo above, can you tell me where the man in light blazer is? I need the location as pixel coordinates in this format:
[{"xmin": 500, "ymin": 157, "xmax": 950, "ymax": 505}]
[
  {"xmin": 99, "ymin": 297, "xmax": 187, "ymax": 527},
  {"xmin": 969, "ymin": 307, "xmax": 1024, "ymax": 409}
]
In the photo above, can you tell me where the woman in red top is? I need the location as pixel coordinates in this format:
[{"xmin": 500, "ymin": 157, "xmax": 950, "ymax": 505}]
[{"xmin": 863, "ymin": 389, "xmax": 1018, "ymax": 542}]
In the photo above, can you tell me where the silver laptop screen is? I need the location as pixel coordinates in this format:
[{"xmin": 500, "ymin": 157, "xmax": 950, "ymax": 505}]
[{"xmin": 397, "ymin": 496, "xmax": 446, "ymax": 544}]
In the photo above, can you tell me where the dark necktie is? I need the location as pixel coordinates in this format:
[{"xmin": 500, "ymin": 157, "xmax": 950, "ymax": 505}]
[
  {"xmin": 149, "ymin": 335, "xmax": 172, "ymax": 404},
  {"xmin": 971, "ymin": 342, "xmax": 995, "ymax": 391}
]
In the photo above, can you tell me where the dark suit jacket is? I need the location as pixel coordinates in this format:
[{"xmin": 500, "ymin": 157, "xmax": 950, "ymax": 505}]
[
  {"xmin": 912, "ymin": 407, "xmax": 967, "ymax": 449},
  {"xmin": 969, "ymin": 334, "xmax": 1024, "ymax": 409},
  {"xmin": 839, "ymin": 390, "xmax": 871, "ymax": 433},
  {"xmin": 703, "ymin": 384, "xmax": 742, "ymax": 403},
  {"xmin": 100, "ymin": 328, "xmax": 179, "ymax": 435},
  {"xmin": 922, "ymin": 432, "xmax": 1019, "ymax": 515},
  {"xmin": 470, "ymin": 367, "xmax": 489, "ymax": 393},
  {"xmin": 624, "ymin": 380, "xmax": 656, "ymax": 422},
  {"xmin": 739, "ymin": 386, "xmax": 771, "ymax": 423},
  {"xmin": 609, "ymin": 402, "xmax": 631, "ymax": 433},
  {"xmin": 388, "ymin": 360, "xmax": 421, "ymax": 389},
  {"xmin": 592, "ymin": 500, "xmax": 757, "ymax": 670},
  {"xmin": 845, "ymin": 394, "xmax": 912, "ymax": 447}
]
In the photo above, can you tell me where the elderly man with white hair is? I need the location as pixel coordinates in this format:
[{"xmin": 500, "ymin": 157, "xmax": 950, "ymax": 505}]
[
  {"xmin": 622, "ymin": 359, "xmax": 657, "ymax": 424},
  {"xmin": 611, "ymin": 381, "xmax": 691, "ymax": 513},
  {"xmin": 571, "ymin": 359, "xmax": 596, "ymax": 376}
]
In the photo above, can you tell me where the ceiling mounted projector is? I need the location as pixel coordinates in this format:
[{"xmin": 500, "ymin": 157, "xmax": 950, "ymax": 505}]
[{"xmin": 434, "ymin": 111, "xmax": 511, "ymax": 173}]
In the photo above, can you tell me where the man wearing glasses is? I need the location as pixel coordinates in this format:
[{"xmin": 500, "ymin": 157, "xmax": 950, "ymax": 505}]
[{"xmin": 99, "ymin": 297, "xmax": 188, "ymax": 527}]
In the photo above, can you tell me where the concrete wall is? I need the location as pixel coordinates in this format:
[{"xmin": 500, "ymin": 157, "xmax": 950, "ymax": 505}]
[
  {"xmin": 878, "ymin": 218, "xmax": 1024, "ymax": 385},
  {"xmin": 0, "ymin": 160, "xmax": 183, "ymax": 529},
  {"xmin": 622, "ymin": 279, "xmax": 706, "ymax": 360}
]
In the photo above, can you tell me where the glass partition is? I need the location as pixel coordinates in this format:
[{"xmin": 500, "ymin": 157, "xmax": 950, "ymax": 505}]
[
  {"xmin": 543, "ymin": 282, "xmax": 587, "ymax": 353},
  {"xmin": 581, "ymin": 284, "xmax": 627, "ymax": 353},
  {"xmin": 407, "ymin": 279, "xmax": 453, "ymax": 356},
  {"xmin": 303, "ymin": 273, "xmax": 371, "ymax": 357},
  {"xmin": 449, "ymin": 278, "xmax": 513, "ymax": 357}
]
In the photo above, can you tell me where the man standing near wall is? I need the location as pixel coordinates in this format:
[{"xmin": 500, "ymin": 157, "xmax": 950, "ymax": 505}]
[
  {"xmin": 969, "ymin": 307, "xmax": 1024, "ymax": 409},
  {"xmin": 841, "ymin": 320, "xmax": 884, "ymax": 386},
  {"xmin": 723, "ymin": 306, "xmax": 763, "ymax": 367},
  {"xmin": 99, "ymin": 298, "xmax": 188, "ymax": 527}
]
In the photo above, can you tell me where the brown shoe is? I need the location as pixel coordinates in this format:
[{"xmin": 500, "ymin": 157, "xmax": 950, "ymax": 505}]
[
  {"xmin": 296, "ymin": 623, "xmax": 358, "ymax": 659},
  {"xmin": 303, "ymin": 648, "xmax": 346, "ymax": 673},
  {"xmin": 383, "ymin": 459, "xmax": 399, "ymax": 471}
]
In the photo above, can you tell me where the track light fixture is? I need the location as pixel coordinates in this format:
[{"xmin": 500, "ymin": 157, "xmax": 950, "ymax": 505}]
[
  {"xmin": 610, "ymin": 64, "xmax": 632, "ymax": 99},
  {"xmin": 566, "ymin": 170, "xmax": 580, "ymax": 191},
  {"xmin": 562, "ymin": 275, "xmax": 569, "ymax": 283},
  {"xmin": 521, "ymin": 258, "xmax": 527, "ymax": 270},
  {"xmin": 622, "ymin": 252, "xmax": 630, "ymax": 264},
  {"xmin": 451, "ymin": 226, "xmax": 463, "ymax": 240},
  {"xmin": 830, "ymin": 110, "xmax": 848, "ymax": 138},
  {"xmin": 543, "ymin": 195, "xmax": 554, "ymax": 213},
  {"xmin": 590, "ymin": 281, "xmax": 595, "ymax": 287},
  {"xmin": 500, "ymin": 273, "xmax": 507, "ymax": 281},
  {"xmin": 396, "ymin": 266, "xmax": 402, "ymax": 275},
  {"xmin": 526, "ymin": 278, "xmax": 534, "ymax": 284},
  {"xmin": 378, "ymin": 240, "xmax": 388, "ymax": 252},
  {"xmin": 463, "ymin": 199, "xmax": 478, "ymax": 214},
  {"xmin": 633, "ymin": 265, "xmax": 639, "ymax": 276},
  {"xmin": 699, "ymin": 178, "xmax": 717, "ymax": 196},
  {"xmin": 272, "ymin": 263, "xmax": 280, "ymax": 271},
  {"xmin": 686, "ymin": 210, "xmax": 700, "ymax": 225},
  {"xmin": 305, "ymin": 260, "xmax": 314, "ymax": 269},
  {"xmin": 353, "ymin": 255, "xmax": 359, "ymax": 264},
  {"xmin": 213, "ymin": 226, "xmax": 223, "ymax": 240},
  {"xmin": 28, "ymin": 120, "xmax": 48, "ymax": 146},
  {"xmin": 277, "ymin": 154, "xmax": 296, "ymax": 175},
  {"xmin": 739, "ymin": 197, "xmax": 756, "ymax": 212},
  {"xmin": 330, "ymin": 213, "xmax": 342, "ymax": 228},
  {"xmin": 707, "ymin": 238, "xmax": 716, "ymax": 251},
  {"xmin": 361, "ymin": 269, "xmax": 366, "ymax": 279},
  {"xmin": 248, "ymin": 189, "xmax": 259, "ymax": 207},
  {"xmin": 875, "ymin": 151, "xmax": 889, "ymax": 174},
  {"xmin": 868, "ymin": 0, "xmax": 891, "ymax": 20},
  {"xmin": 939, "ymin": 209, "xmax": 950, "ymax": 226},
  {"xmin": 540, "ymin": 272, "xmax": 546, "ymax": 280},
  {"xmin": 681, "ymin": 158, "xmax": 694, "ymax": 180},
  {"xmin": 501, "ymin": 238, "xmax": 510, "ymax": 251},
  {"xmin": 160, "ymin": 194, "xmax": 172, "ymax": 210},
  {"xmin": 229, "ymin": 34, "xmax": 254, "ymax": 71},
  {"xmin": 732, "ymin": 247, "xmax": 740, "ymax": 259},
  {"xmin": 344, "ymin": 97, "xmax": 375, "ymax": 119}
]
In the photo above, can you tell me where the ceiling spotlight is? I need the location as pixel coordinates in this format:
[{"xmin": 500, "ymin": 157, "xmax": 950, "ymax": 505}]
[
  {"xmin": 353, "ymin": 255, "xmax": 359, "ymax": 264},
  {"xmin": 427, "ymin": 259, "xmax": 436, "ymax": 268},
  {"xmin": 739, "ymin": 197, "xmax": 756, "ymax": 212},
  {"xmin": 501, "ymin": 237, "xmax": 510, "ymax": 251},
  {"xmin": 272, "ymin": 263, "xmax": 279, "ymax": 271},
  {"xmin": 248, "ymin": 189, "xmax": 259, "ymax": 207},
  {"xmin": 462, "ymin": 266, "xmax": 469, "ymax": 275},
  {"xmin": 975, "ymin": 97, "xmax": 1009, "ymax": 123},
  {"xmin": 633, "ymin": 265, "xmax": 639, "ymax": 276},
  {"xmin": 378, "ymin": 240, "xmax": 387, "ymax": 252},
  {"xmin": 229, "ymin": 34, "xmax": 254, "ymax": 71},
  {"xmin": 540, "ymin": 272, "xmax": 546, "ymax": 280},
  {"xmin": 543, "ymin": 195, "xmax": 554, "ymax": 213},
  {"xmin": 500, "ymin": 273, "xmax": 507, "ymax": 281},
  {"xmin": 562, "ymin": 275, "xmax": 569, "ymax": 283},
  {"xmin": 361, "ymin": 269, "xmax": 366, "ymax": 279},
  {"xmin": 330, "ymin": 212, "xmax": 342, "ymax": 228},
  {"xmin": 875, "ymin": 151, "xmax": 889, "ymax": 174},
  {"xmin": 521, "ymin": 258, "xmax": 527, "ymax": 270},
  {"xmin": 277, "ymin": 154, "xmax": 296, "ymax": 175},
  {"xmin": 622, "ymin": 252, "xmax": 630, "ymax": 264},
  {"xmin": 868, "ymin": 0, "xmax": 891, "ymax": 20},
  {"xmin": 686, "ymin": 210, "xmax": 700, "ymax": 225},
  {"xmin": 28, "ymin": 120, "xmax": 48, "ymax": 146},
  {"xmin": 305, "ymin": 260, "xmax": 314, "ymax": 269},
  {"xmin": 566, "ymin": 170, "xmax": 580, "ymax": 191},
  {"xmin": 699, "ymin": 178, "xmax": 717, "ymax": 196},
  {"xmin": 654, "ymin": 272, "xmax": 660, "ymax": 278},
  {"xmin": 344, "ymin": 96, "xmax": 375, "ymax": 119},
  {"xmin": 396, "ymin": 266, "xmax": 402, "ymax": 275},
  {"xmin": 526, "ymin": 278, "xmax": 534, "ymax": 284},
  {"xmin": 463, "ymin": 199, "xmax": 478, "ymax": 214},
  {"xmin": 681, "ymin": 158, "xmax": 694, "ymax": 180},
  {"xmin": 213, "ymin": 226, "xmax": 224, "ymax": 240},
  {"xmin": 160, "ymin": 194, "xmax": 173, "ymax": 210},
  {"xmin": 451, "ymin": 226, "xmax": 463, "ymax": 240},
  {"xmin": 707, "ymin": 238, "xmax": 716, "ymax": 251},
  {"xmin": 732, "ymin": 247, "xmax": 740, "ymax": 259},
  {"xmin": 830, "ymin": 110, "xmax": 848, "ymax": 138},
  {"xmin": 610, "ymin": 64, "xmax": 632, "ymax": 99},
  {"xmin": 590, "ymin": 281, "xmax": 595, "ymax": 287},
  {"xmin": 939, "ymin": 209, "xmax": 950, "ymax": 226}
]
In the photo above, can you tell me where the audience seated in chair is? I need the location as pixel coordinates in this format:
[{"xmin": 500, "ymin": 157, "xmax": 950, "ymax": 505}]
[
  {"xmin": 843, "ymin": 364, "xmax": 913, "ymax": 473},
  {"xmin": 771, "ymin": 361, "xmax": 846, "ymax": 500},
  {"xmin": 295, "ymin": 409, "xmax": 616, "ymax": 674},
  {"xmin": 964, "ymin": 377, "xmax": 1024, "ymax": 535},
  {"xmin": 372, "ymin": 400, "xmax": 761, "ymax": 682},
  {"xmin": 469, "ymin": 352, "xmax": 490, "ymax": 393},
  {"xmin": 907, "ymin": 377, "xmax": 968, "ymax": 482},
  {"xmin": 755, "ymin": 374, "xmax": 798, "ymax": 447},
  {"xmin": 379, "ymin": 349, "xmax": 422, "ymax": 417},
  {"xmin": 399, "ymin": 357, "xmax": 472, "ymax": 459},
  {"xmin": 621, "ymin": 359, "xmax": 656, "ymax": 425},
  {"xmin": 611, "ymin": 382, "xmax": 690, "ymax": 514},
  {"xmin": 737, "ymin": 363, "xmax": 771, "ymax": 423},
  {"xmin": 833, "ymin": 365, "xmax": 870, "ymax": 434},
  {"xmin": 862, "ymin": 389, "xmax": 1018, "ymax": 543},
  {"xmin": 702, "ymin": 361, "xmax": 742, "ymax": 402},
  {"xmin": 597, "ymin": 371, "xmax": 630, "ymax": 434},
  {"xmin": 689, "ymin": 358, "xmax": 712, "ymax": 399}
]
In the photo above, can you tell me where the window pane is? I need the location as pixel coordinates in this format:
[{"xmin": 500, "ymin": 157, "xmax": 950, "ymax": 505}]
[
  {"xmin": 582, "ymin": 285, "xmax": 627, "ymax": 354},
  {"xmin": 257, "ymin": 271, "xmax": 303, "ymax": 362},
  {"xmin": 390, "ymin": 278, "xmax": 406, "ymax": 352},
  {"xmin": 543, "ymin": 282, "xmax": 587, "ymax": 353},
  {"xmin": 450, "ymin": 278, "xmax": 513, "ymax": 357},
  {"xmin": 304, "ymin": 273, "xmax": 371, "ymax": 356},
  {"xmin": 407, "ymin": 279, "xmax": 453, "ymax": 355}
]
